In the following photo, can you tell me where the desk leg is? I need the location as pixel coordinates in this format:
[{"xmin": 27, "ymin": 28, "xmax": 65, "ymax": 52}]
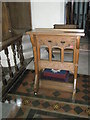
[
  {"xmin": 73, "ymin": 65, "xmax": 78, "ymax": 96},
  {"xmin": 72, "ymin": 78, "xmax": 77, "ymax": 101},
  {"xmin": 72, "ymin": 62, "xmax": 78, "ymax": 100},
  {"xmin": 72, "ymin": 37, "xmax": 80, "ymax": 100},
  {"xmin": 33, "ymin": 47, "xmax": 39, "ymax": 95},
  {"xmin": 73, "ymin": 55, "xmax": 79, "ymax": 100},
  {"xmin": 34, "ymin": 74, "xmax": 39, "ymax": 95}
]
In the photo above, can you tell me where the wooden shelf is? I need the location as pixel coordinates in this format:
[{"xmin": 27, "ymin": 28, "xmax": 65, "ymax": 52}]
[{"xmin": 39, "ymin": 79, "xmax": 73, "ymax": 92}]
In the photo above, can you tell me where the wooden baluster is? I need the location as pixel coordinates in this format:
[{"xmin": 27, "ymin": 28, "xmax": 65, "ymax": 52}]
[
  {"xmin": 2, "ymin": 67, "xmax": 7, "ymax": 86},
  {"xmin": 11, "ymin": 44, "xmax": 19, "ymax": 72},
  {"xmin": 0, "ymin": 56, "xmax": 7, "ymax": 85},
  {"xmin": 16, "ymin": 39, "xmax": 24, "ymax": 67},
  {"xmin": 18, "ymin": 39, "xmax": 24, "ymax": 66},
  {"xmin": 4, "ymin": 48, "xmax": 13, "ymax": 78},
  {"xmin": 16, "ymin": 42, "xmax": 19, "ymax": 58}
]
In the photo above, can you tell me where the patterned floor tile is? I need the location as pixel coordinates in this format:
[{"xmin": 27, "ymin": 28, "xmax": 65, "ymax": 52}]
[
  {"xmin": 5, "ymin": 94, "xmax": 89, "ymax": 119},
  {"xmin": 74, "ymin": 106, "xmax": 83, "ymax": 114},
  {"xmin": 62, "ymin": 104, "xmax": 72, "ymax": 112},
  {"xmin": 32, "ymin": 100, "xmax": 40, "ymax": 107},
  {"xmin": 8, "ymin": 70, "xmax": 89, "ymax": 105},
  {"xmin": 22, "ymin": 81, "xmax": 28, "ymax": 86},
  {"xmin": 82, "ymin": 95, "xmax": 88, "ymax": 101},
  {"xmin": 42, "ymin": 101, "xmax": 50, "ymax": 108},
  {"xmin": 83, "ymin": 89, "xmax": 89, "ymax": 94},
  {"xmin": 5, "ymin": 70, "xmax": 90, "ymax": 119},
  {"xmin": 52, "ymin": 90, "xmax": 61, "ymax": 97},
  {"xmin": 15, "ymin": 108, "xmax": 24, "ymax": 118}
]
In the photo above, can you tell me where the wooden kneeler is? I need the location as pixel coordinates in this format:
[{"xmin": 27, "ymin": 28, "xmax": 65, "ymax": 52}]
[{"xmin": 26, "ymin": 28, "xmax": 85, "ymax": 100}]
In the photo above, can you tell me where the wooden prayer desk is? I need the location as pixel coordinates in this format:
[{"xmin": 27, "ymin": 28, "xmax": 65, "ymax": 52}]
[{"xmin": 26, "ymin": 28, "xmax": 85, "ymax": 98}]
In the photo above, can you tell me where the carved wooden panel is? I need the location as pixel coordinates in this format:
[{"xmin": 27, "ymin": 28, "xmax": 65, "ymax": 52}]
[
  {"xmin": 38, "ymin": 60, "xmax": 74, "ymax": 73},
  {"xmin": 37, "ymin": 35, "xmax": 76, "ymax": 49}
]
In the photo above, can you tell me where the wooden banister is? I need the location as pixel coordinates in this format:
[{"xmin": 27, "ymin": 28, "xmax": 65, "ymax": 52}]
[
  {"xmin": 1, "ymin": 33, "xmax": 25, "ymax": 98},
  {"xmin": 0, "ymin": 34, "xmax": 22, "ymax": 51}
]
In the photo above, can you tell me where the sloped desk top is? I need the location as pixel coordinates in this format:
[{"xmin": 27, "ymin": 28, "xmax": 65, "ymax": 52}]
[{"xmin": 26, "ymin": 28, "xmax": 85, "ymax": 36}]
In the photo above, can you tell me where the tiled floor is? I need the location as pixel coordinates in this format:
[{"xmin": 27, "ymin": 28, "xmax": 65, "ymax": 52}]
[{"xmin": 2, "ymin": 70, "xmax": 90, "ymax": 119}]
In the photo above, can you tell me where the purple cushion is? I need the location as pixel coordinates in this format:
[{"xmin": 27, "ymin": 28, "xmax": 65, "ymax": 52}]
[{"xmin": 41, "ymin": 68, "xmax": 70, "ymax": 82}]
